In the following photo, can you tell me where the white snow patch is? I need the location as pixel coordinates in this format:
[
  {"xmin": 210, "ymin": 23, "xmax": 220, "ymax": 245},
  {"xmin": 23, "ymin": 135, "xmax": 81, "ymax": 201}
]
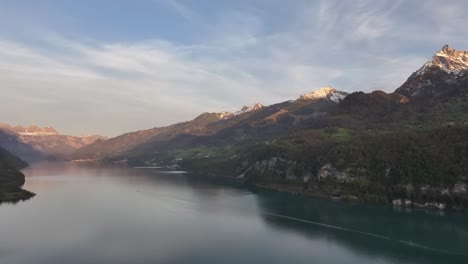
[
  {"xmin": 329, "ymin": 92, "xmax": 347, "ymax": 103},
  {"xmin": 234, "ymin": 103, "xmax": 264, "ymax": 116},
  {"xmin": 298, "ymin": 86, "xmax": 348, "ymax": 103},
  {"xmin": 415, "ymin": 45, "xmax": 468, "ymax": 76},
  {"xmin": 216, "ymin": 112, "xmax": 233, "ymax": 119},
  {"xmin": 19, "ymin": 132, "xmax": 58, "ymax": 136}
]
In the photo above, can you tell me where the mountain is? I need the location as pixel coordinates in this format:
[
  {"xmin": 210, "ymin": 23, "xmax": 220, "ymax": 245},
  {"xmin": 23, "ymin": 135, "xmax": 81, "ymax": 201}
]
[
  {"xmin": 0, "ymin": 145, "xmax": 34, "ymax": 203},
  {"xmin": 0, "ymin": 145, "xmax": 28, "ymax": 169},
  {"xmin": 73, "ymin": 46, "xmax": 468, "ymax": 210},
  {"xmin": 234, "ymin": 103, "xmax": 264, "ymax": 115},
  {"xmin": 337, "ymin": 90, "xmax": 410, "ymax": 123},
  {"xmin": 297, "ymin": 86, "xmax": 348, "ymax": 103},
  {"xmin": 0, "ymin": 123, "xmax": 106, "ymax": 161},
  {"xmin": 337, "ymin": 45, "xmax": 468, "ymax": 125},
  {"xmin": 73, "ymin": 103, "xmax": 268, "ymax": 160},
  {"xmin": 73, "ymin": 89, "xmax": 349, "ymax": 161},
  {"xmin": 0, "ymin": 129, "xmax": 45, "ymax": 162},
  {"xmin": 396, "ymin": 45, "xmax": 468, "ymax": 100}
]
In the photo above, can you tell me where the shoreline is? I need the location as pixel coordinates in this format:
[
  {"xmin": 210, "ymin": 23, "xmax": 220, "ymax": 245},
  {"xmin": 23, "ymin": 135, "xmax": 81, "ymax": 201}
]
[
  {"xmin": 49, "ymin": 161, "xmax": 468, "ymax": 212},
  {"xmin": 0, "ymin": 168, "xmax": 36, "ymax": 204},
  {"xmin": 0, "ymin": 187, "xmax": 35, "ymax": 204},
  {"xmin": 250, "ymin": 182, "xmax": 468, "ymax": 213},
  {"xmin": 250, "ymin": 183, "xmax": 359, "ymax": 201}
]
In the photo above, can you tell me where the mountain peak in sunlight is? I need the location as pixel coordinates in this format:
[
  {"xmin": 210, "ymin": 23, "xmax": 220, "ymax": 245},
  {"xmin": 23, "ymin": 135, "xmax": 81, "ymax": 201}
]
[{"xmin": 298, "ymin": 86, "xmax": 348, "ymax": 103}]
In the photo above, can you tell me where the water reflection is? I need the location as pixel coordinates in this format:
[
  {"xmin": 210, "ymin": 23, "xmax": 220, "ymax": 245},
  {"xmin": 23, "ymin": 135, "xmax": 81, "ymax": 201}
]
[{"xmin": 254, "ymin": 189, "xmax": 468, "ymax": 264}]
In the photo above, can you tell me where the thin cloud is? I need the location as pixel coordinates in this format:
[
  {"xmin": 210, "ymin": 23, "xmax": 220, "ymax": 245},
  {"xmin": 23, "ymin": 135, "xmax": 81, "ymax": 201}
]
[
  {"xmin": 157, "ymin": 0, "xmax": 202, "ymax": 24},
  {"xmin": 1, "ymin": 0, "xmax": 468, "ymax": 135}
]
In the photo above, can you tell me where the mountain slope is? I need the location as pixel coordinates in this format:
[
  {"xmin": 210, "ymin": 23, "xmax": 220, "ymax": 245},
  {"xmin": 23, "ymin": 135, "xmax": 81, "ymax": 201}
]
[
  {"xmin": 0, "ymin": 145, "xmax": 34, "ymax": 203},
  {"xmin": 73, "ymin": 103, "xmax": 268, "ymax": 160},
  {"xmin": 72, "ymin": 126, "xmax": 176, "ymax": 160},
  {"xmin": 72, "ymin": 105, "xmax": 260, "ymax": 160},
  {"xmin": 74, "ymin": 87, "xmax": 349, "ymax": 161},
  {"xmin": 337, "ymin": 90, "xmax": 410, "ymax": 123},
  {"xmin": 297, "ymin": 86, "xmax": 348, "ymax": 103},
  {"xmin": 0, "ymin": 145, "xmax": 28, "ymax": 170},
  {"xmin": 0, "ymin": 130, "xmax": 45, "ymax": 162}
]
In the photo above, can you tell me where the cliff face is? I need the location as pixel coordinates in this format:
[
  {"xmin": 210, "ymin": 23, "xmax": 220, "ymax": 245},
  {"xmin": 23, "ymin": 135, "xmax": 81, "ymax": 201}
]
[{"xmin": 243, "ymin": 156, "xmax": 468, "ymax": 210}]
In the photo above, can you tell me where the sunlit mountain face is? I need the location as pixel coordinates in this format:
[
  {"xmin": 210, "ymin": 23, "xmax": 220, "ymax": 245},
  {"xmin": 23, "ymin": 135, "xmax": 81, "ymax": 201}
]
[
  {"xmin": 0, "ymin": 123, "xmax": 106, "ymax": 162},
  {"xmin": 396, "ymin": 45, "xmax": 468, "ymax": 99}
]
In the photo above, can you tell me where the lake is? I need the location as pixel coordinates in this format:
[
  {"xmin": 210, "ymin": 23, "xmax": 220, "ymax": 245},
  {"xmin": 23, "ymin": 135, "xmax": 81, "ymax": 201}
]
[{"xmin": 1, "ymin": 162, "xmax": 467, "ymax": 264}]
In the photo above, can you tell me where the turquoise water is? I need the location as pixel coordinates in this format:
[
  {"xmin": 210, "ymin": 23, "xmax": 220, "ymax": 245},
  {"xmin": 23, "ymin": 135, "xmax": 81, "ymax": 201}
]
[{"xmin": 0, "ymin": 162, "xmax": 467, "ymax": 264}]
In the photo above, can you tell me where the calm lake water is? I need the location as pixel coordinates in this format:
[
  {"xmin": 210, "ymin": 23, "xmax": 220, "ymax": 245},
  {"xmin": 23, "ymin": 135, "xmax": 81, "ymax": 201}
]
[{"xmin": 1, "ymin": 162, "xmax": 468, "ymax": 264}]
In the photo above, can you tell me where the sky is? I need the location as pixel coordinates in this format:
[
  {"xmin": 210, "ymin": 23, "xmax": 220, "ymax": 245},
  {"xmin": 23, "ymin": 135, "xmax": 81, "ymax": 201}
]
[{"xmin": 1, "ymin": 0, "xmax": 468, "ymax": 136}]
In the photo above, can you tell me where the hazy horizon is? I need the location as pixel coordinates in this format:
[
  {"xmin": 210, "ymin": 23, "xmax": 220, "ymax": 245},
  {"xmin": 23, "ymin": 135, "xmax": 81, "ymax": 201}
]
[{"xmin": 1, "ymin": 0, "xmax": 468, "ymax": 136}]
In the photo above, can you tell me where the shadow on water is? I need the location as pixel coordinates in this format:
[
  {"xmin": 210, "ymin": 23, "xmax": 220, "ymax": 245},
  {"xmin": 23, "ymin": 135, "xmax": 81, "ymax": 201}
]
[{"xmin": 253, "ymin": 189, "xmax": 468, "ymax": 264}]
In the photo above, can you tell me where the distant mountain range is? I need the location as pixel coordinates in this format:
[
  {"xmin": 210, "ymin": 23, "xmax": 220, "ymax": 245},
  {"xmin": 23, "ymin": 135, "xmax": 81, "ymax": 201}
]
[
  {"xmin": 72, "ymin": 45, "xmax": 468, "ymax": 165},
  {"xmin": 0, "ymin": 123, "xmax": 106, "ymax": 162}
]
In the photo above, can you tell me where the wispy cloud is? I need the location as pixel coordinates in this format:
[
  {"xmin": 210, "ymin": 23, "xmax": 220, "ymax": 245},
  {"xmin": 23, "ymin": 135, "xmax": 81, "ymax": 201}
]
[
  {"xmin": 1, "ymin": 0, "xmax": 468, "ymax": 135},
  {"xmin": 0, "ymin": 38, "xmax": 276, "ymax": 136},
  {"xmin": 158, "ymin": 0, "xmax": 202, "ymax": 24}
]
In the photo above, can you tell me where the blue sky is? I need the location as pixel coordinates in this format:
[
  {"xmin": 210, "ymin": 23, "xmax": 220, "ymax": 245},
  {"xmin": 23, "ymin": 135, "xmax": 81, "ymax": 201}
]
[{"xmin": 1, "ymin": 0, "xmax": 468, "ymax": 136}]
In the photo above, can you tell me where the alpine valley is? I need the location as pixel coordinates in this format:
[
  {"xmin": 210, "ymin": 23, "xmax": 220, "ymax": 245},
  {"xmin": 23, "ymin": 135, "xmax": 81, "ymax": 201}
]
[
  {"xmin": 3, "ymin": 45, "xmax": 468, "ymax": 209},
  {"xmin": 67, "ymin": 45, "xmax": 468, "ymax": 210}
]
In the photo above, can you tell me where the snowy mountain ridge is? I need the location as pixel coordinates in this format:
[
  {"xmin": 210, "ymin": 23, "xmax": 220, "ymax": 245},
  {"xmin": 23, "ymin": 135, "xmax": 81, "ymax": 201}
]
[
  {"xmin": 297, "ymin": 86, "xmax": 348, "ymax": 103},
  {"xmin": 416, "ymin": 45, "xmax": 468, "ymax": 76}
]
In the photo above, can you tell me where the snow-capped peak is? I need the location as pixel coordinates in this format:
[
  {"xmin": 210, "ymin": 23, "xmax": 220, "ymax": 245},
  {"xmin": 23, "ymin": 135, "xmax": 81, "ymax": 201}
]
[
  {"xmin": 415, "ymin": 45, "xmax": 468, "ymax": 76},
  {"xmin": 0, "ymin": 123, "xmax": 59, "ymax": 136},
  {"xmin": 216, "ymin": 112, "xmax": 233, "ymax": 119},
  {"xmin": 298, "ymin": 86, "xmax": 348, "ymax": 103},
  {"xmin": 234, "ymin": 103, "xmax": 264, "ymax": 116},
  {"xmin": 199, "ymin": 103, "xmax": 264, "ymax": 121}
]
